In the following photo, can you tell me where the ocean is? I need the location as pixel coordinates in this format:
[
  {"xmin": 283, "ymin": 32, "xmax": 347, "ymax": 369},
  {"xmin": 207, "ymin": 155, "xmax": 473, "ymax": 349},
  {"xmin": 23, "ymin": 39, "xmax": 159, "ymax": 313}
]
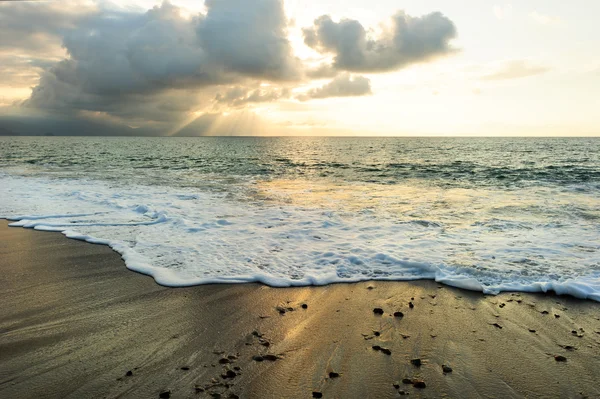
[{"xmin": 1, "ymin": 136, "xmax": 599, "ymax": 300}]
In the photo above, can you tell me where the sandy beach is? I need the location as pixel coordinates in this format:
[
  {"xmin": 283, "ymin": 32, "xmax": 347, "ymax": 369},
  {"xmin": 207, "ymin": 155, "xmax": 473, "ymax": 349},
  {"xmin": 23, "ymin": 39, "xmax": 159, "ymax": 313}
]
[{"xmin": 1, "ymin": 220, "xmax": 599, "ymax": 399}]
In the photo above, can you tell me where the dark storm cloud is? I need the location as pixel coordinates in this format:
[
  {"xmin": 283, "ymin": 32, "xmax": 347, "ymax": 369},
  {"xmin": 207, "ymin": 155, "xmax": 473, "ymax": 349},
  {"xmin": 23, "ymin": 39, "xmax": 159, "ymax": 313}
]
[
  {"xmin": 0, "ymin": 1, "xmax": 459, "ymax": 135},
  {"xmin": 297, "ymin": 73, "xmax": 372, "ymax": 101},
  {"xmin": 0, "ymin": 1, "xmax": 95, "ymax": 54},
  {"xmin": 303, "ymin": 11, "xmax": 457, "ymax": 73},
  {"xmin": 198, "ymin": 0, "xmax": 301, "ymax": 81},
  {"xmin": 23, "ymin": 0, "xmax": 301, "ymax": 121}
]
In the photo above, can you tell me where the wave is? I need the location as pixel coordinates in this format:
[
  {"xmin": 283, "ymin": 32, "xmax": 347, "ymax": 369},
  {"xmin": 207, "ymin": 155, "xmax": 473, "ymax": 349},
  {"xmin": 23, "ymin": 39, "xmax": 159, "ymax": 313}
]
[{"xmin": 2, "ymin": 173, "xmax": 599, "ymax": 302}]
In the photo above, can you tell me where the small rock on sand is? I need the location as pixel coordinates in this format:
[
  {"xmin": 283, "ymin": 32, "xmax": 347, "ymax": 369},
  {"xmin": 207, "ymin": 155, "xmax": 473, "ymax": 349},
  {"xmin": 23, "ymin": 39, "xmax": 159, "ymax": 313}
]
[
  {"xmin": 329, "ymin": 372, "xmax": 340, "ymax": 378},
  {"xmin": 381, "ymin": 348, "xmax": 392, "ymax": 355},
  {"xmin": 412, "ymin": 380, "xmax": 426, "ymax": 388},
  {"xmin": 252, "ymin": 355, "xmax": 264, "ymax": 362},
  {"xmin": 554, "ymin": 355, "xmax": 567, "ymax": 362},
  {"xmin": 394, "ymin": 311, "xmax": 404, "ymax": 318},
  {"xmin": 529, "ymin": 329, "xmax": 536, "ymax": 333},
  {"xmin": 221, "ymin": 370, "xmax": 237, "ymax": 379},
  {"xmin": 372, "ymin": 345, "xmax": 381, "ymax": 351},
  {"xmin": 408, "ymin": 302, "xmax": 414, "ymax": 309},
  {"xmin": 373, "ymin": 308, "xmax": 384, "ymax": 315},
  {"xmin": 301, "ymin": 304, "xmax": 308, "ymax": 309},
  {"xmin": 126, "ymin": 370, "xmax": 133, "ymax": 376},
  {"xmin": 159, "ymin": 390, "xmax": 171, "ymax": 398},
  {"xmin": 312, "ymin": 392, "xmax": 323, "ymax": 398},
  {"xmin": 442, "ymin": 364, "xmax": 453, "ymax": 373},
  {"xmin": 410, "ymin": 358, "xmax": 422, "ymax": 367},
  {"xmin": 402, "ymin": 378, "xmax": 413, "ymax": 384}
]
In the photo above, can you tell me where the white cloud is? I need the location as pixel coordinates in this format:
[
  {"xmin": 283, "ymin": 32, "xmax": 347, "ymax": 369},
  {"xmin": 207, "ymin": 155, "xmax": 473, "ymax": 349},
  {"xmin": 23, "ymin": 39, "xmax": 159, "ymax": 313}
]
[
  {"xmin": 481, "ymin": 60, "xmax": 550, "ymax": 81},
  {"xmin": 530, "ymin": 11, "xmax": 562, "ymax": 26}
]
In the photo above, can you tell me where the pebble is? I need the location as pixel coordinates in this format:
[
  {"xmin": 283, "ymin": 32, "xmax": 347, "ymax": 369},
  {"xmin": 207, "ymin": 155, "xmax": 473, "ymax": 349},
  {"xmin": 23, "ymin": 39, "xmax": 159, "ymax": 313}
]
[
  {"xmin": 410, "ymin": 358, "xmax": 422, "ymax": 367},
  {"xmin": 126, "ymin": 370, "xmax": 133, "ymax": 376},
  {"xmin": 372, "ymin": 345, "xmax": 381, "ymax": 351},
  {"xmin": 393, "ymin": 383, "xmax": 400, "ymax": 389},
  {"xmin": 491, "ymin": 323, "xmax": 503, "ymax": 329},
  {"xmin": 221, "ymin": 370, "xmax": 237, "ymax": 379},
  {"xmin": 402, "ymin": 378, "xmax": 413, "ymax": 384},
  {"xmin": 301, "ymin": 304, "xmax": 308, "ymax": 309},
  {"xmin": 408, "ymin": 302, "xmax": 414, "ymax": 309},
  {"xmin": 329, "ymin": 372, "xmax": 340, "ymax": 378},
  {"xmin": 442, "ymin": 364, "xmax": 453, "ymax": 373},
  {"xmin": 219, "ymin": 358, "xmax": 230, "ymax": 364},
  {"xmin": 381, "ymin": 348, "xmax": 392, "ymax": 355},
  {"xmin": 373, "ymin": 308, "xmax": 384, "ymax": 315},
  {"xmin": 529, "ymin": 329, "xmax": 536, "ymax": 333},
  {"xmin": 412, "ymin": 380, "xmax": 426, "ymax": 389},
  {"xmin": 159, "ymin": 390, "xmax": 171, "ymax": 399},
  {"xmin": 399, "ymin": 390, "xmax": 409, "ymax": 395},
  {"xmin": 252, "ymin": 355, "xmax": 264, "ymax": 362},
  {"xmin": 554, "ymin": 355, "xmax": 567, "ymax": 362},
  {"xmin": 393, "ymin": 311, "xmax": 404, "ymax": 318},
  {"xmin": 312, "ymin": 392, "xmax": 323, "ymax": 398}
]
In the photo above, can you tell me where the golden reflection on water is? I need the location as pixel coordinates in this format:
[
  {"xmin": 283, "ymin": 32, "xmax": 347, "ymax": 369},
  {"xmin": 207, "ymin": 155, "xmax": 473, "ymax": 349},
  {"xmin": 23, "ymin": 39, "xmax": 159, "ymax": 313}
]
[
  {"xmin": 254, "ymin": 179, "xmax": 483, "ymax": 216},
  {"xmin": 250, "ymin": 178, "xmax": 600, "ymax": 229}
]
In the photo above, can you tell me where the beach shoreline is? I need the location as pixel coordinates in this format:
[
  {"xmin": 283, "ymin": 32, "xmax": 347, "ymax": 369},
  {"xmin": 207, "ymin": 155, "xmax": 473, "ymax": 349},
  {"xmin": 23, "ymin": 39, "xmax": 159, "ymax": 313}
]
[{"xmin": 1, "ymin": 220, "xmax": 599, "ymax": 399}]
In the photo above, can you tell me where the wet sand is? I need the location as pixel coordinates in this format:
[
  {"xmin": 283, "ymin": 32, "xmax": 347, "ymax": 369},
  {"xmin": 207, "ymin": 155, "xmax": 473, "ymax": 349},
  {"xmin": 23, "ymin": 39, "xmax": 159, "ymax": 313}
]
[{"xmin": 1, "ymin": 220, "xmax": 599, "ymax": 399}]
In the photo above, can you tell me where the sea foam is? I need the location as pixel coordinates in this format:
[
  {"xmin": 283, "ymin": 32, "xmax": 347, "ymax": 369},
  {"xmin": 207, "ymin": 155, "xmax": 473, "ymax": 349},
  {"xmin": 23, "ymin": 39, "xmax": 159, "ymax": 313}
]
[{"xmin": 1, "ymin": 173, "xmax": 599, "ymax": 302}]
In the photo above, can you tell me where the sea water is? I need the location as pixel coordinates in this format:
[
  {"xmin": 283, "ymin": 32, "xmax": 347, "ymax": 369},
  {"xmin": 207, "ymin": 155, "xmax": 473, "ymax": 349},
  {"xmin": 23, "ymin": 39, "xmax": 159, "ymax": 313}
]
[{"xmin": 1, "ymin": 137, "xmax": 599, "ymax": 301}]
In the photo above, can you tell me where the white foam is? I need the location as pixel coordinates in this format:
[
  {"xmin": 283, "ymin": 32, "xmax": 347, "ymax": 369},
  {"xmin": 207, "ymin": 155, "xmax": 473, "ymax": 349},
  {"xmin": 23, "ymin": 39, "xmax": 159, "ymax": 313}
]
[{"xmin": 1, "ymin": 173, "xmax": 599, "ymax": 301}]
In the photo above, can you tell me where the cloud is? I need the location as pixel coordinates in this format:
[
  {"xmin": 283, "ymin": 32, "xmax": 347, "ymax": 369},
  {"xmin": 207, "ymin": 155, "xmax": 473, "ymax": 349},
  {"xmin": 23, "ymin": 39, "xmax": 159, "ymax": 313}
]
[
  {"xmin": 0, "ymin": 0, "xmax": 97, "ymax": 55},
  {"xmin": 215, "ymin": 86, "xmax": 291, "ymax": 107},
  {"xmin": 302, "ymin": 11, "xmax": 457, "ymax": 73},
  {"xmin": 20, "ymin": 0, "xmax": 301, "ymax": 124},
  {"xmin": 298, "ymin": 73, "xmax": 371, "ymax": 101},
  {"xmin": 530, "ymin": 11, "xmax": 562, "ymax": 26},
  {"xmin": 198, "ymin": 0, "xmax": 301, "ymax": 81},
  {"xmin": 0, "ymin": 1, "xmax": 460, "ymax": 135},
  {"xmin": 482, "ymin": 60, "xmax": 550, "ymax": 80}
]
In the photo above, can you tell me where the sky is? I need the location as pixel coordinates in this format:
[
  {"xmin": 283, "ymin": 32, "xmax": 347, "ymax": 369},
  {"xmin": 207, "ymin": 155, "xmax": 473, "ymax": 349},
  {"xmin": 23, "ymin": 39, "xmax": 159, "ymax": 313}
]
[{"xmin": 0, "ymin": 0, "xmax": 599, "ymax": 136}]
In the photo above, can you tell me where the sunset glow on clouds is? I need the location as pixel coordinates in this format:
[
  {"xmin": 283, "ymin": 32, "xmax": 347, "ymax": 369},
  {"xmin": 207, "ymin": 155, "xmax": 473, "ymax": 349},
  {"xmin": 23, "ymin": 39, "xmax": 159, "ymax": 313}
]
[{"xmin": 0, "ymin": 0, "xmax": 599, "ymax": 136}]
